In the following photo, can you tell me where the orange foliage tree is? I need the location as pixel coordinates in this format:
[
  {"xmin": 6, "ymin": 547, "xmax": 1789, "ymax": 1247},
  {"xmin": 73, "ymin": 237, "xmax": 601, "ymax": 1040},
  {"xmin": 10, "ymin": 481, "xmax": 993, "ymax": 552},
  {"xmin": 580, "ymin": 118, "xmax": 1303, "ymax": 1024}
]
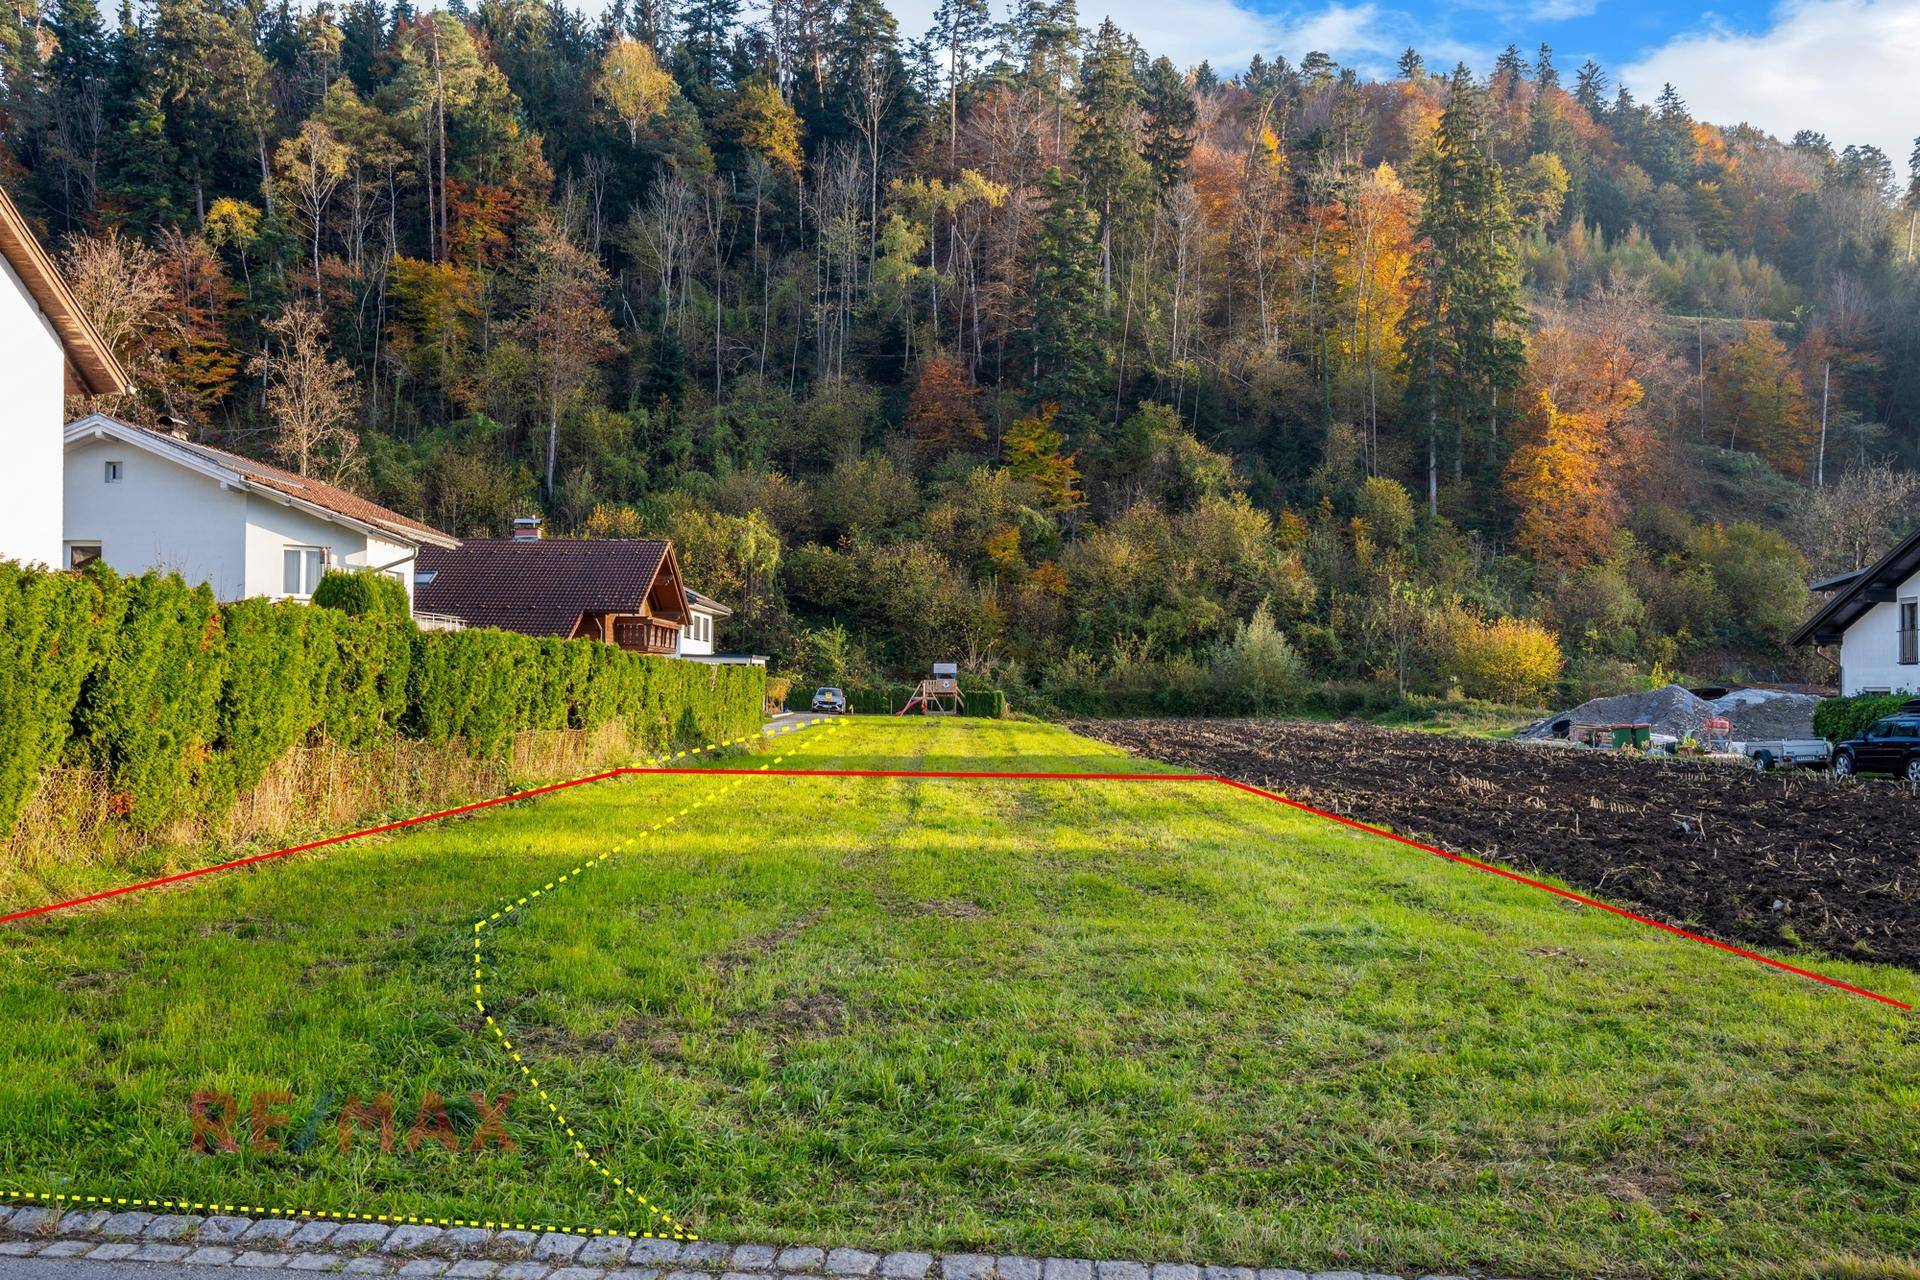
[
  {"xmin": 906, "ymin": 354, "xmax": 986, "ymax": 456},
  {"xmin": 1504, "ymin": 390, "xmax": 1617, "ymax": 570}
]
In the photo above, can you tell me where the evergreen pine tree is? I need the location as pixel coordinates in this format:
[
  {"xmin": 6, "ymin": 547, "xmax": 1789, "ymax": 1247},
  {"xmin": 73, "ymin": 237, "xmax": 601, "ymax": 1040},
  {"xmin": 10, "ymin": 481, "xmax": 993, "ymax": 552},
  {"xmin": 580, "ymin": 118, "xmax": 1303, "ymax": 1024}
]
[
  {"xmin": 1140, "ymin": 55, "xmax": 1195, "ymax": 195},
  {"xmin": 1395, "ymin": 47, "xmax": 1423, "ymax": 80},
  {"xmin": 1400, "ymin": 64, "xmax": 1526, "ymax": 512},
  {"xmin": 929, "ymin": 0, "xmax": 990, "ymax": 161},
  {"xmin": 338, "ymin": 0, "xmax": 387, "ymax": 90},
  {"xmin": 1072, "ymin": 18, "xmax": 1147, "ymax": 264},
  {"xmin": 1573, "ymin": 59, "xmax": 1606, "ymax": 114},
  {"xmin": 1533, "ymin": 43, "xmax": 1557, "ymax": 94},
  {"xmin": 45, "ymin": 0, "xmax": 111, "ymax": 226},
  {"xmin": 1028, "ymin": 167, "xmax": 1106, "ymax": 433}
]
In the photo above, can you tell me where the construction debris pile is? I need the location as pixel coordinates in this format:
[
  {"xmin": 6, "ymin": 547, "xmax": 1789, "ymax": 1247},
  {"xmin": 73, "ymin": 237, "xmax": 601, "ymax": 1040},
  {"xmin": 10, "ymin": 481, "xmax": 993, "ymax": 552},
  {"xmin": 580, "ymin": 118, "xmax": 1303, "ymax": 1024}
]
[{"xmin": 1519, "ymin": 684, "xmax": 1819, "ymax": 748}]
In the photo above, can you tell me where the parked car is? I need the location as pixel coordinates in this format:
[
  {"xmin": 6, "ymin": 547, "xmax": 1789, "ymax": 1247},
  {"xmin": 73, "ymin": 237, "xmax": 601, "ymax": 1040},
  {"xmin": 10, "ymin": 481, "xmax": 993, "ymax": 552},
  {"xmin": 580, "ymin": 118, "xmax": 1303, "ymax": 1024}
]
[
  {"xmin": 810, "ymin": 686, "xmax": 847, "ymax": 714},
  {"xmin": 1831, "ymin": 715, "xmax": 1920, "ymax": 780}
]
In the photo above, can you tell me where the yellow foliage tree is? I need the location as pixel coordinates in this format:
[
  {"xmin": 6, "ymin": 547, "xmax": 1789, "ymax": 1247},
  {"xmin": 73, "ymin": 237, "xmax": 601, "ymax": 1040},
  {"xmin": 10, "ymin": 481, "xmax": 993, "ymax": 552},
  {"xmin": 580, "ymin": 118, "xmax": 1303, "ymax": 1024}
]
[
  {"xmin": 720, "ymin": 77, "xmax": 805, "ymax": 174},
  {"xmin": 1441, "ymin": 612, "xmax": 1564, "ymax": 703},
  {"xmin": 1716, "ymin": 327, "xmax": 1816, "ymax": 479},
  {"xmin": 1503, "ymin": 391, "xmax": 1617, "ymax": 571},
  {"xmin": 594, "ymin": 39, "xmax": 678, "ymax": 147}
]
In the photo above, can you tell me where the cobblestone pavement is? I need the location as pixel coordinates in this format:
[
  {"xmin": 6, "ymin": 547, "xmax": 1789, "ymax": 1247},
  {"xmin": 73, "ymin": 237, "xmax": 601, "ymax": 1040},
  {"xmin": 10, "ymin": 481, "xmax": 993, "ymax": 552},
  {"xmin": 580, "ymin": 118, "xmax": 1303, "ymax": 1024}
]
[{"xmin": 0, "ymin": 1204, "xmax": 1498, "ymax": 1280}]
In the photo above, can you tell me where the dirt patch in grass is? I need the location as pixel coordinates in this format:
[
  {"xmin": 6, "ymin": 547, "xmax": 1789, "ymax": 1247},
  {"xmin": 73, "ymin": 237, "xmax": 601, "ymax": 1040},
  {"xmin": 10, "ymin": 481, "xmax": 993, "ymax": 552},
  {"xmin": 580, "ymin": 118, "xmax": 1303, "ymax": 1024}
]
[
  {"xmin": 713, "ymin": 907, "xmax": 827, "ymax": 976},
  {"xmin": 1076, "ymin": 718, "xmax": 1920, "ymax": 969},
  {"xmin": 733, "ymin": 989, "xmax": 850, "ymax": 1037}
]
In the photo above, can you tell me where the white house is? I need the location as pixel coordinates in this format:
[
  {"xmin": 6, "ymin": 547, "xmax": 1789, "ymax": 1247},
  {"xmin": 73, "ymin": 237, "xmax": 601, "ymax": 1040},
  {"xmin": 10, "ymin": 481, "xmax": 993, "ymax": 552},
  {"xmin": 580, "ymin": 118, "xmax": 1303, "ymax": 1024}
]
[
  {"xmin": 0, "ymin": 187, "xmax": 132, "ymax": 567},
  {"xmin": 675, "ymin": 589, "xmax": 731, "ymax": 657},
  {"xmin": 64, "ymin": 414, "xmax": 457, "ymax": 608},
  {"xmin": 1790, "ymin": 529, "xmax": 1920, "ymax": 695}
]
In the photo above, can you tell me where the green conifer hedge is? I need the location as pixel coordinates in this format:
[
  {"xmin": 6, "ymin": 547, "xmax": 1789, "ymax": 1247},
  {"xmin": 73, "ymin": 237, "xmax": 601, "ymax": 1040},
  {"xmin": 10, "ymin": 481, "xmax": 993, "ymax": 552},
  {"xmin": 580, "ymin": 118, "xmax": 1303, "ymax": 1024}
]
[{"xmin": 0, "ymin": 563, "xmax": 764, "ymax": 838}]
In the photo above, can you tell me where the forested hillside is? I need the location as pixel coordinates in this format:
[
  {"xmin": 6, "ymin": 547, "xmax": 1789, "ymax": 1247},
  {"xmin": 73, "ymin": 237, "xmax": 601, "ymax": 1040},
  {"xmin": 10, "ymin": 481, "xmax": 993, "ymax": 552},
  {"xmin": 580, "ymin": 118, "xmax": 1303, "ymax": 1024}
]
[{"xmin": 4, "ymin": 0, "xmax": 1919, "ymax": 707}]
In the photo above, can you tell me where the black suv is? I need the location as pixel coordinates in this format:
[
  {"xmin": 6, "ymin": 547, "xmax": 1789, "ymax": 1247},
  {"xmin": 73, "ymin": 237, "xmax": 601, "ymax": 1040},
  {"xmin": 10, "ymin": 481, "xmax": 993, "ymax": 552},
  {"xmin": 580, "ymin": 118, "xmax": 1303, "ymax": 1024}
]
[{"xmin": 1832, "ymin": 715, "xmax": 1920, "ymax": 781}]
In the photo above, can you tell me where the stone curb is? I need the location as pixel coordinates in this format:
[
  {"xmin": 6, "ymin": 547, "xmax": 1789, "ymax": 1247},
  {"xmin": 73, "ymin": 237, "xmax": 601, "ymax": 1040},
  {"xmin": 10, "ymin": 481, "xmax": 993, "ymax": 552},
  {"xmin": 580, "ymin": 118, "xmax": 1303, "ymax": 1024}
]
[{"xmin": 0, "ymin": 1203, "xmax": 1490, "ymax": 1280}]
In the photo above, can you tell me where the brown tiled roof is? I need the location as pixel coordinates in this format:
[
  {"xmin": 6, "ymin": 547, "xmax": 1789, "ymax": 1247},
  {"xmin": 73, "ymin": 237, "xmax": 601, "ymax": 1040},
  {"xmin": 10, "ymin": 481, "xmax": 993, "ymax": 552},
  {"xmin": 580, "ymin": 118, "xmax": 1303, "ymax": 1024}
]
[
  {"xmin": 415, "ymin": 539, "xmax": 687, "ymax": 636},
  {"xmin": 164, "ymin": 432, "xmax": 456, "ymax": 546},
  {"xmin": 71, "ymin": 415, "xmax": 456, "ymax": 547}
]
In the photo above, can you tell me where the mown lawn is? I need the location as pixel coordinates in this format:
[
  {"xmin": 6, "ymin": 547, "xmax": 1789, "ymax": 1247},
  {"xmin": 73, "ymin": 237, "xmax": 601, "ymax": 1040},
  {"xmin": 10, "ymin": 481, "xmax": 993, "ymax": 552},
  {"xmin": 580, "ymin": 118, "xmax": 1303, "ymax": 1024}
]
[{"xmin": 1, "ymin": 716, "xmax": 1916, "ymax": 1278}]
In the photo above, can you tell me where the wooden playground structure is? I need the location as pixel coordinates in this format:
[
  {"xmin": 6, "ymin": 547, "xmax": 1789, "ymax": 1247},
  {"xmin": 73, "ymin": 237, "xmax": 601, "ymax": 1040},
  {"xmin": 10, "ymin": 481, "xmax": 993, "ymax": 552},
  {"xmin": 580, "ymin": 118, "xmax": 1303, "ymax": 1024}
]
[{"xmin": 898, "ymin": 662, "xmax": 966, "ymax": 715}]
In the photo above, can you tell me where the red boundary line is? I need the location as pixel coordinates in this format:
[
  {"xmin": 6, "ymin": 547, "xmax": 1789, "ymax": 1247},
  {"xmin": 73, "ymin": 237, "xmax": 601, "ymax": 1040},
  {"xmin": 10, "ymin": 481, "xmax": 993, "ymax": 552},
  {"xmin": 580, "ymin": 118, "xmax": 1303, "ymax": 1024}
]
[
  {"xmin": 1213, "ymin": 778, "xmax": 1911, "ymax": 1012},
  {"xmin": 3, "ymin": 764, "xmax": 1907, "ymax": 1011}
]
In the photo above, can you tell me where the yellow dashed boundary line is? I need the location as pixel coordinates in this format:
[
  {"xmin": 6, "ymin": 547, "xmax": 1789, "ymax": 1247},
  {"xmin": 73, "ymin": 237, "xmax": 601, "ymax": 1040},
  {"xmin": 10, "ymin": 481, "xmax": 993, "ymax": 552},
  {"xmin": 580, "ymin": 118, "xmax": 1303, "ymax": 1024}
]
[
  {"xmin": 6, "ymin": 715, "xmax": 849, "ymax": 1241},
  {"xmin": 473, "ymin": 716, "xmax": 847, "ymax": 1240}
]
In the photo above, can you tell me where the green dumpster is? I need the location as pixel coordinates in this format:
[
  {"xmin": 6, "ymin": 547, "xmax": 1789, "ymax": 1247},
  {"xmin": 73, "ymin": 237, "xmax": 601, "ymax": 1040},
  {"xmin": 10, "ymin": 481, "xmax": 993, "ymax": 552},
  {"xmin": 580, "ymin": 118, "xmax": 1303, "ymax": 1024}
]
[{"xmin": 1611, "ymin": 725, "xmax": 1651, "ymax": 750}]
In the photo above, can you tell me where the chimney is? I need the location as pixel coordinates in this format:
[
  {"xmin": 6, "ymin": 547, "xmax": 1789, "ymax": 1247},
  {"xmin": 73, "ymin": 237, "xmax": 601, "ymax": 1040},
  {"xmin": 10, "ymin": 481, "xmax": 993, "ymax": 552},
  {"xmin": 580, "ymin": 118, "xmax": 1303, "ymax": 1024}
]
[
  {"xmin": 161, "ymin": 414, "xmax": 191, "ymax": 441},
  {"xmin": 512, "ymin": 516, "xmax": 544, "ymax": 542}
]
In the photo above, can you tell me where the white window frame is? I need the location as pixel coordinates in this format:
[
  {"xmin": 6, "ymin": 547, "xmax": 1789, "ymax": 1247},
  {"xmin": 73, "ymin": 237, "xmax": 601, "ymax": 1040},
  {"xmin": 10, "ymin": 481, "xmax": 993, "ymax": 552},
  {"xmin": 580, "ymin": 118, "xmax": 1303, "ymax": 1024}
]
[
  {"xmin": 283, "ymin": 545, "xmax": 328, "ymax": 599},
  {"xmin": 103, "ymin": 459, "xmax": 123, "ymax": 483}
]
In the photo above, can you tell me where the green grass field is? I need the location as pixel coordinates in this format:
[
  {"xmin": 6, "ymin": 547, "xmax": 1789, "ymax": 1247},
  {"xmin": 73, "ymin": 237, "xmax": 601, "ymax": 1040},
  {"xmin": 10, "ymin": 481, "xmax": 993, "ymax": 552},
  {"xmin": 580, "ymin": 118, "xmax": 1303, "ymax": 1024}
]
[{"xmin": 1, "ymin": 716, "xmax": 1916, "ymax": 1278}]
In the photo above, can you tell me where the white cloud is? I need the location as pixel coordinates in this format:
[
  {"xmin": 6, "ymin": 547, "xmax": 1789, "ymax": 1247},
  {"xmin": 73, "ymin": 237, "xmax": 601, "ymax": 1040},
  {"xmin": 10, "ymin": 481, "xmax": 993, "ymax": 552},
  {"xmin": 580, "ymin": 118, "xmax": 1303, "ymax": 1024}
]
[
  {"xmin": 871, "ymin": 0, "xmax": 1420, "ymax": 75},
  {"xmin": 1619, "ymin": 0, "xmax": 1920, "ymax": 162}
]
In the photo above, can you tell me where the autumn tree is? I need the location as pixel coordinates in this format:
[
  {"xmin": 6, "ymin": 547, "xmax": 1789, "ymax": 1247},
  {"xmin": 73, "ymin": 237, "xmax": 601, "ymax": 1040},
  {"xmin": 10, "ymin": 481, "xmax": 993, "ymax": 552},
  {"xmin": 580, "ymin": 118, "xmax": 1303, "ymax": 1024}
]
[
  {"xmin": 59, "ymin": 228, "xmax": 175, "ymax": 417},
  {"xmin": 1503, "ymin": 390, "xmax": 1616, "ymax": 570},
  {"xmin": 507, "ymin": 217, "xmax": 619, "ymax": 496},
  {"xmin": 1004, "ymin": 404, "xmax": 1083, "ymax": 513},
  {"xmin": 906, "ymin": 355, "xmax": 986, "ymax": 457},
  {"xmin": 250, "ymin": 300, "xmax": 362, "ymax": 482},
  {"xmin": 594, "ymin": 39, "xmax": 677, "ymax": 147},
  {"xmin": 1717, "ymin": 327, "xmax": 1816, "ymax": 477},
  {"xmin": 274, "ymin": 118, "xmax": 349, "ymax": 290}
]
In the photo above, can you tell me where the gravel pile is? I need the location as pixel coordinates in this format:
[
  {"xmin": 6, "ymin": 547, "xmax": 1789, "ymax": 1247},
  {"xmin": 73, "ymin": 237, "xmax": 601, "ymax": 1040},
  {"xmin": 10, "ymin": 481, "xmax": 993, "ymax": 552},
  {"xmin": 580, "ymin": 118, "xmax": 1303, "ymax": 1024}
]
[{"xmin": 1520, "ymin": 684, "xmax": 1819, "ymax": 745}]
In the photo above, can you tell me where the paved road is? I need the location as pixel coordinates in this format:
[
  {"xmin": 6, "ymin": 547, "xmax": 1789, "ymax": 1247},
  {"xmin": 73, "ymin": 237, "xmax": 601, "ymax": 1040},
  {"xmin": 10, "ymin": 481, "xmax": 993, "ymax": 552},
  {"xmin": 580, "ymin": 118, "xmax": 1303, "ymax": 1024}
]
[
  {"xmin": 763, "ymin": 712, "xmax": 840, "ymax": 731},
  {"xmin": 0, "ymin": 1261, "xmax": 233, "ymax": 1280}
]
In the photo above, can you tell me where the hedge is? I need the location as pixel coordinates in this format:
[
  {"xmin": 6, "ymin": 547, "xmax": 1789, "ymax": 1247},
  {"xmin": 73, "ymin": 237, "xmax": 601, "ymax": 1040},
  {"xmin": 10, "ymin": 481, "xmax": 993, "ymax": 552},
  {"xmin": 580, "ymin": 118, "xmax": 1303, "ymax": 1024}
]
[
  {"xmin": 0, "ymin": 563, "xmax": 765, "ymax": 838},
  {"xmin": 845, "ymin": 684, "xmax": 1009, "ymax": 717},
  {"xmin": 1813, "ymin": 692, "xmax": 1916, "ymax": 744}
]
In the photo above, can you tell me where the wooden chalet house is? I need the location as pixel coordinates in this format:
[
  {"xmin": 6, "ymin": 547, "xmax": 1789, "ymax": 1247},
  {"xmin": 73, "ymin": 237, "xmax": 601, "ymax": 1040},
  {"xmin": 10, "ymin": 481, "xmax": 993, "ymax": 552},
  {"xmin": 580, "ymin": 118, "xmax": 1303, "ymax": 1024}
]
[{"xmin": 413, "ymin": 522, "xmax": 693, "ymax": 654}]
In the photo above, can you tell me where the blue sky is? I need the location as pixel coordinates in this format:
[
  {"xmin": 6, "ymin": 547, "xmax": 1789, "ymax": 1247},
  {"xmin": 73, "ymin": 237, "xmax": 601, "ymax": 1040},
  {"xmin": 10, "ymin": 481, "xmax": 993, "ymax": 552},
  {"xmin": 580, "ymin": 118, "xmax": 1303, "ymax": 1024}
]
[{"xmin": 877, "ymin": 0, "xmax": 1920, "ymax": 162}]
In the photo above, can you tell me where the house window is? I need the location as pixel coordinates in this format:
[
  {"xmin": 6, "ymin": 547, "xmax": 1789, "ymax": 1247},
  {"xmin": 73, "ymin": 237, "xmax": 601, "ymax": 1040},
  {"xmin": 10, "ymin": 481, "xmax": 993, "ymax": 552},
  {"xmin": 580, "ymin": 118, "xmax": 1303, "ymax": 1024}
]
[
  {"xmin": 103, "ymin": 460, "xmax": 123, "ymax": 483},
  {"xmin": 283, "ymin": 546, "xmax": 327, "ymax": 598},
  {"xmin": 67, "ymin": 542, "xmax": 101, "ymax": 570},
  {"xmin": 1901, "ymin": 600, "xmax": 1918, "ymax": 665}
]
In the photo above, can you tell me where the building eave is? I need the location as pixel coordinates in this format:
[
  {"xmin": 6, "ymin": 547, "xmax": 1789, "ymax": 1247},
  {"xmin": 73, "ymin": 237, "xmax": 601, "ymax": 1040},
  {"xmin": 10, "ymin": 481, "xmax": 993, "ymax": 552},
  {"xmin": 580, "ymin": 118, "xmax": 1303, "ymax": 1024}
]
[
  {"xmin": 1787, "ymin": 525, "xmax": 1920, "ymax": 648},
  {"xmin": 64, "ymin": 414, "xmax": 458, "ymax": 551},
  {"xmin": 0, "ymin": 188, "xmax": 133, "ymax": 398}
]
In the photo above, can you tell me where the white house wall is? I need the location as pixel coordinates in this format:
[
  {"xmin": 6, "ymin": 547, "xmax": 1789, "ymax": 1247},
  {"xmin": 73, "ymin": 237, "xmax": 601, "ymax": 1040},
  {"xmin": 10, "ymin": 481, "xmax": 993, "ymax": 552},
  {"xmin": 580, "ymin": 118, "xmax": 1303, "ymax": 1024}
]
[
  {"xmin": 1840, "ymin": 565, "xmax": 1920, "ymax": 695},
  {"xmin": 65, "ymin": 436, "xmax": 249, "ymax": 596},
  {"xmin": 242, "ymin": 496, "xmax": 412, "ymax": 605},
  {"xmin": 0, "ymin": 256, "xmax": 67, "ymax": 568},
  {"xmin": 675, "ymin": 606, "xmax": 721, "ymax": 656}
]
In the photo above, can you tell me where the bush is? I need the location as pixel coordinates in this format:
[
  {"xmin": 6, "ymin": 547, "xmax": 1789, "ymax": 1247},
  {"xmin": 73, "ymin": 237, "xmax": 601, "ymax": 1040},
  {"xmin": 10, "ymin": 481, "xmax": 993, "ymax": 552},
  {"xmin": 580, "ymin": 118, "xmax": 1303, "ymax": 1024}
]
[
  {"xmin": 0, "ymin": 564, "xmax": 111, "ymax": 834},
  {"xmin": 1440, "ymin": 614, "xmax": 1564, "ymax": 704},
  {"xmin": 1814, "ymin": 693, "xmax": 1912, "ymax": 744},
  {"xmin": 313, "ymin": 569, "xmax": 411, "ymax": 620},
  {"xmin": 1207, "ymin": 601, "xmax": 1305, "ymax": 714},
  {"xmin": 71, "ymin": 572, "xmax": 225, "ymax": 830},
  {"xmin": 843, "ymin": 683, "xmax": 1007, "ymax": 717},
  {"xmin": 0, "ymin": 562, "xmax": 766, "ymax": 840}
]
